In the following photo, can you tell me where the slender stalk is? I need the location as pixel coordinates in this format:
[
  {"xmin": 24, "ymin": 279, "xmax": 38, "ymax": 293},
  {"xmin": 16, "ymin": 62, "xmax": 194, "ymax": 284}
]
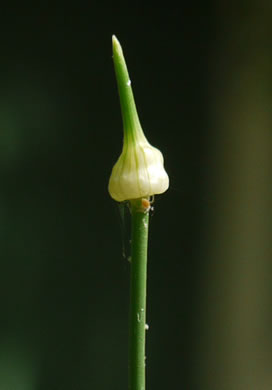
[
  {"xmin": 112, "ymin": 37, "xmax": 150, "ymax": 390},
  {"xmin": 129, "ymin": 200, "xmax": 149, "ymax": 390},
  {"xmin": 110, "ymin": 35, "xmax": 168, "ymax": 390}
]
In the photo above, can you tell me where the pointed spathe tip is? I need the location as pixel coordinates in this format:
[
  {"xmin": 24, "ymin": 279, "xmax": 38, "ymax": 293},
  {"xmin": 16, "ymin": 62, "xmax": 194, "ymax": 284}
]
[{"xmin": 112, "ymin": 34, "xmax": 123, "ymax": 56}]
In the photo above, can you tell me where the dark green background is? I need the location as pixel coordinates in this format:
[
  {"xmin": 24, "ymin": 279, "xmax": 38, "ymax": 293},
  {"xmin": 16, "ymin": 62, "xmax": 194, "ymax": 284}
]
[{"xmin": 1, "ymin": 3, "xmax": 272, "ymax": 390}]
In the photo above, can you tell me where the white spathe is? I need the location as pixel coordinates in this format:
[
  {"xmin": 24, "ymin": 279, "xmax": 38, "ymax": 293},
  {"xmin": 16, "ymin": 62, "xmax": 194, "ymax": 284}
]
[{"xmin": 108, "ymin": 138, "xmax": 169, "ymax": 202}]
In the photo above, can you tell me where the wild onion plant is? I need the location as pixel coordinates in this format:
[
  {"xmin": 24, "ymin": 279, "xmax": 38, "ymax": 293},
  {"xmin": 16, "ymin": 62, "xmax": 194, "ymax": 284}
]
[{"xmin": 108, "ymin": 36, "xmax": 169, "ymax": 390}]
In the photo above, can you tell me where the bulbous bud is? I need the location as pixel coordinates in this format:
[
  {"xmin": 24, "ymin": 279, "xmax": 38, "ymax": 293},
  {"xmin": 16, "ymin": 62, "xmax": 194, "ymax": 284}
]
[
  {"xmin": 108, "ymin": 137, "xmax": 169, "ymax": 202},
  {"xmin": 108, "ymin": 36, "xmax": 169, "ymax": 202}
]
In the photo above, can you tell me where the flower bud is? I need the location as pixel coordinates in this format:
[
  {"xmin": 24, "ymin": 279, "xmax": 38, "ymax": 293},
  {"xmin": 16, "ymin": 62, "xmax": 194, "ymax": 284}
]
[{"xmin": 108, "ymin": 36, "xmax": 169, "ymax": 202}]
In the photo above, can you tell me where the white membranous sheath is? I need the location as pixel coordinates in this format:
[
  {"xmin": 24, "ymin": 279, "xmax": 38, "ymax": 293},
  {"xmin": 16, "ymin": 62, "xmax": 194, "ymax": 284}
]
[{"xmin": 108, "ymin": 36, "xmax": 169, "ymax": 203}]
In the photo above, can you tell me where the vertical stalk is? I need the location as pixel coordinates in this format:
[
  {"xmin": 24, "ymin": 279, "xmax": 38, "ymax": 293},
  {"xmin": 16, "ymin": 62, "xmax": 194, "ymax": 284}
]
[
  {"xmin": 110, "ymin": 35, "xmax": 167, "ymax": 390},
  {"xmin": 129, "ymin": 201, "xmax": 149, "ymax": 390}
]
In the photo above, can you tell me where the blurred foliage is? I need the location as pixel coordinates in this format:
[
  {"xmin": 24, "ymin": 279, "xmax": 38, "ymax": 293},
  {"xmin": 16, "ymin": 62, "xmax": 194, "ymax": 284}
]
[{"xmin": 0, "ymin": 3, "xmax": 271, "ymax": 390}]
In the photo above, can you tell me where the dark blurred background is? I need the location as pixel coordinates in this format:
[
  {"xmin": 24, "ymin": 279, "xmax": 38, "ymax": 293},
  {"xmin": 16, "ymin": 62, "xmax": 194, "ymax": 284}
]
[{"xmin": 0, "ymin": 3, "xmax": 272, "ymax": 390}]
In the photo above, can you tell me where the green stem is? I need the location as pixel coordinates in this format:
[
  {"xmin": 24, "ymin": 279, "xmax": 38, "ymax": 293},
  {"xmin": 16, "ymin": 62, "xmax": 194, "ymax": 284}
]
[
  {"xmin": 112, "ymin": 35, "xmax": 152, "ymax": 390},
  {"xmin": 129, "ymin": 201, "xmax": 149, "ymax": 390}
]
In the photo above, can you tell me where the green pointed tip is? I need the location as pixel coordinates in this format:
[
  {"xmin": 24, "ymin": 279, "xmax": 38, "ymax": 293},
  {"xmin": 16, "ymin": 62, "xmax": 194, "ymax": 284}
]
[
  {"xmin": 111, "ymin": 35, "xmax": 145, "ymax": 143},
  {"xmin": 112, "ymin": 34, "xmax": 118, "ymax": 46},
  {"xmin": 112, "ymin": 35, "xmax": 123, "ymax": 57}
]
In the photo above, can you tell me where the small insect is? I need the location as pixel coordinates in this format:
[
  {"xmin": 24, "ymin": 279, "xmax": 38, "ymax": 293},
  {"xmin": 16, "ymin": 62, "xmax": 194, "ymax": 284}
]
[
  {"xmin": 141, "ymin": 198, "xmax": 150, "ymax": 211},
  {"xmin": 141, "ymin": 196, "xmax": 154, "ymax": 213}
]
